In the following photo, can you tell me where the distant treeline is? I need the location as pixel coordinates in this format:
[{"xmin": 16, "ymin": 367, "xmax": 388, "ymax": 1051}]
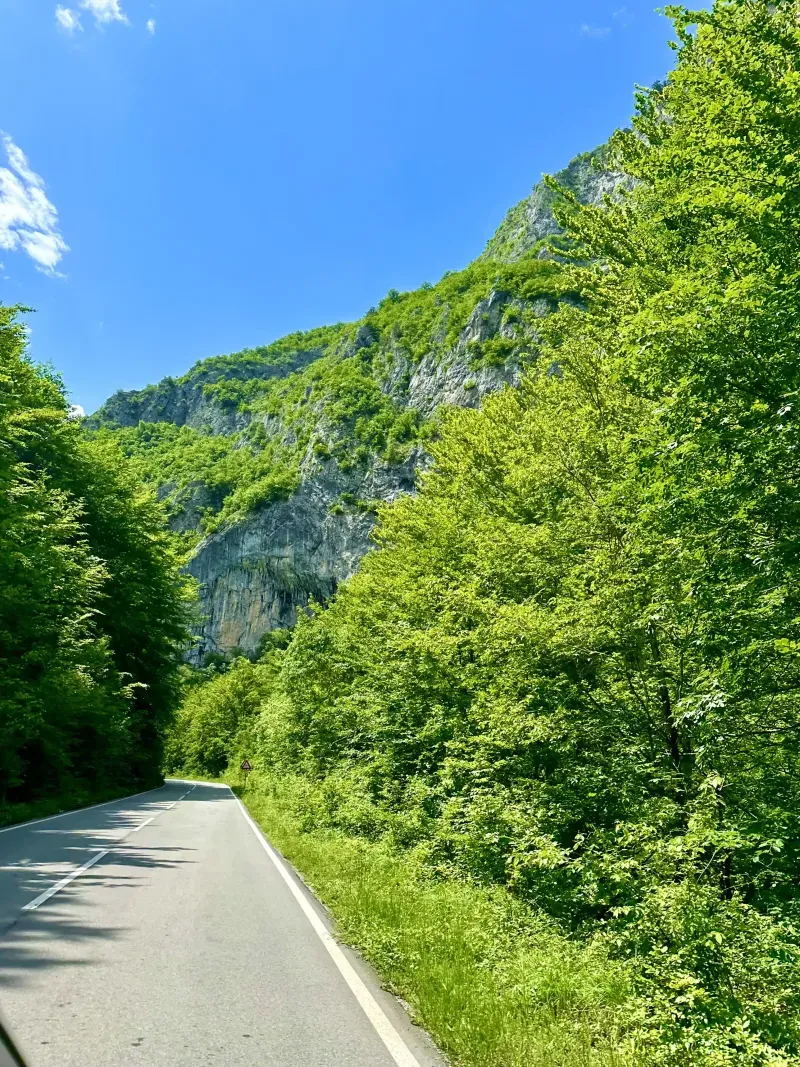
[
  {"xmin": 0, "ymin": 306, "xmax": 189, "ymax": 818},
  {"xmin": 166, "ymin": 3, "xmax": 800, "ymax": 1063}
]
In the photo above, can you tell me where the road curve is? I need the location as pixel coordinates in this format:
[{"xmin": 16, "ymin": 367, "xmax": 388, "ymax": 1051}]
[{"xmin": 0, "ymin": 780, "xmax": 443, "ymax": 1067}]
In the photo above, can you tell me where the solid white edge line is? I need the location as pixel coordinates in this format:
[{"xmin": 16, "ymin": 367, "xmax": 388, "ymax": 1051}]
[
  {"xmin": 234, "ymin": 793, "xmax": 422, "ymax": 1067},
  {"xmin": 0, "ymin": 786, "xmax": 162, "ymax": 835},
  {"xmin": 22, "ymin": 849, "xmax": 110, "ymax": 911},
  {"xmin": 19, "ymin": 783, "xmax": 198, "ymax": 911}
]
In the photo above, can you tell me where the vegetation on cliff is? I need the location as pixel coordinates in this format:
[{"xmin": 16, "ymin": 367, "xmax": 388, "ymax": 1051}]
[
  {"xmin": 93, "ymin": 255, "xmax": 568, "ymax": 551},
  {"xmin": 0, "ymin": 306, "xmax": 190, "ymax": 821},
  {"xmin": 480, "ymin": 142, "xmax": 615, "ymax": 262},
  {"xmin": 168, "ymin": 2, "xmax": 800, "ymax": 1063}
]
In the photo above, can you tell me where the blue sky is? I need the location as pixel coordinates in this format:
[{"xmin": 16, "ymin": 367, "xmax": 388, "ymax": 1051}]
[{"xmin": 0, "ymin": 0, "xmax": 679, "ymax": 413}]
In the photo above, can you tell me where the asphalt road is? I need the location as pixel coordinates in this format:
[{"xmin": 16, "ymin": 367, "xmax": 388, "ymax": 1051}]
[{"xmin": 0, "ymin": 781, "xmax": 443, "ymax": 1067}]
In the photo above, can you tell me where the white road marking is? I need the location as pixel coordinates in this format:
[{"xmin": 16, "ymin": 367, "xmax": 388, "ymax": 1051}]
[
  {"xmin": 235, "ymin": 794, "xmax": 422, "ymax": 1067},
  {"xmin": 22, "ymin": 850, "xmax": 110, "ymax": 911},
  {"xmin": 0, "ymin": 787, "xmax": 159, "ymax": 835},
  {"xmin": 167, "ymin": 785, "xmax": 197, "ymax": 809},
  {"xmin": 19, "ymin": 785, "xmax": 197, "ymax": 912},
  {"xmin": 128, "ymin": 816, "xmax": 155, "ymax": 834}
]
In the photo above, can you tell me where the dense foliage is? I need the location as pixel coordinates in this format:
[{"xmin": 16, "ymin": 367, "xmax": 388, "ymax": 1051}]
[
  {"xmin": 0, "ymin": 307, "xmax": 189, "ymax": 814},
  {"xmin": 167, "ymin": 2, "xmax": 800, "ymax": 1062}
]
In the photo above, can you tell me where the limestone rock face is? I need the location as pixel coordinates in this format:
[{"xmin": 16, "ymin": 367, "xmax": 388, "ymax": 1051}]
[
  {"xmin": 185, "ymin": 450, "xmax": 420, "ymax": 663},
  {"xmin": 157, "ymin": 481, "xmax": 229, "ymax": 536},
  {"xmin": 482, "ymin": 146, "xmax": 629, "ymax": 262},
  {"xmin": 392, "ymin": 290, "xmax": 546, "ymax": 416},
  {"xmin": 176, "ymin": 287, "xmax": 539, "ymax": 660},
  {"xmin": 179, "ymin": 292, "xmax": 535, "ymax": 659}
]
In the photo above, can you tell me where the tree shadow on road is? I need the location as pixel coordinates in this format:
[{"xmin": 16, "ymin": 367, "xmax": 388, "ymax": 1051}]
[
  {"xmin": 0, "ymin": 828, "xmax": 208, "ymax": 988},
  {"xmin": 0, "ymin": 782, "xmax": 236, "ymax": 989}
]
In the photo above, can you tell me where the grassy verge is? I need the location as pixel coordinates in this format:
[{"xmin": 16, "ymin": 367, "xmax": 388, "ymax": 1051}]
[
  {"xmin": 228, "ymin": 770, "xmax": 645, "ymax": 1067},
  {"xmin": 0, "ymin": 780, "xmax": 162, "ymax": 830}
]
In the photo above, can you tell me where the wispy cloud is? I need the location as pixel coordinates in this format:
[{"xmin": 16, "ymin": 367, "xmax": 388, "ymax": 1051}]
[
  {"xmin": 580, "ymin": 23, "xmax": 611, "ymax": 38},
  {"xmin": 613, "ymin": 6, "xmax": 633, "ymax": 27},
  {"xmin": 55, "ymin": 5, "xmax": 83, "ymax": 32},
  {"xmin": 57, "ymin": 0, "xmax": 157, "ymax": 37},
  {"xmin": 0, "ymin": 135, "xmax": 69, "ymax": 275},
  {"xmin": 79, "ymin": 0, "xmax": 129, "ymax": 26}
]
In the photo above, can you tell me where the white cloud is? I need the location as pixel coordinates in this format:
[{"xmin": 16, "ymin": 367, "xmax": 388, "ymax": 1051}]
[
  {"xmin": 55, "ymin": 6, "xmax": 83, "ymax": 32},
  {"xmin": 580, "ymin": 23, "xmax": 611, "ymax": 38},
  {"xmin": 68, "ymin": 404, "xmax": 86, "ymax": 419},
  {"xmin": 79, "ymin": 0, "xmax": 128, "ymax": 26},
  {"xmin": 0, "ymin": 135, "xmax": 69, "ymax": 275},
  {"xmin": 146, "ymin": 17, "xmax": 156, "ymax": 34}
]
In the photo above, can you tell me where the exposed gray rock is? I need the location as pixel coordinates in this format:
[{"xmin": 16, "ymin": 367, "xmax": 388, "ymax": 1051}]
[
  {"xmin": 178, "ymin": 290, "xmax": 544, "ymax": 660},
  {"xmin": 345, "ymin": 324, "xmax": 379, "ymax": 355},
  {"xmin": 381, "ymin": 290, "xmax": 537, "ymax": 417},
  {"xmin": 185, "ymin": 450, "xmax": 420, "ymax": 663},
  {"xmin": 92, "ymin": 348, "xmax": 324, "ymax": 433},
  {"xmin": 482, "ymin": 145, "xmax": 630, "ymax": 262},
  {"xmin": 159, "ymin": 481, "xmax": 229, "ymax": 535}
]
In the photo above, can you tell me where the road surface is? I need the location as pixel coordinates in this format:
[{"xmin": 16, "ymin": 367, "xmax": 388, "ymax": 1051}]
[{"xmin": 0, "ymin": 780, "xmax": 442, "ymax": 1067}]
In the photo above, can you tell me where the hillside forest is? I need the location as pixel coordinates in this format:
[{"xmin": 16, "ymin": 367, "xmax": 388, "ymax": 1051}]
[{"xmin": 4, "ymin": 1, "xmax": 800, "ymax": 1064}]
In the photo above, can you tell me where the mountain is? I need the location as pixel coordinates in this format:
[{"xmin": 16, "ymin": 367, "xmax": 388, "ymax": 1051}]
[{"xmin": 91, "ymin": 144, "xmax": 620, "ymax": 663}]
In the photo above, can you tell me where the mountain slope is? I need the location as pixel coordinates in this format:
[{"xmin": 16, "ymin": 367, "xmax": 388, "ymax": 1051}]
[{"xmin": 92, "ymin": 145, "xmax": 617, "ymax": 662}]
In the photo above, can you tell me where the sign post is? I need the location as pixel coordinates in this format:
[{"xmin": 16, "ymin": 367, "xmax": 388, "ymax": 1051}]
[{"xmin": 240, "ymin": 759, "xmax": 252, "ymax": 792}]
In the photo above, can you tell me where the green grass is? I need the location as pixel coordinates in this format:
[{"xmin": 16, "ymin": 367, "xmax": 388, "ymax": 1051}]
[{"xmin": 229, "ymin": 771, "xmax": 645, "ymax": 1067}]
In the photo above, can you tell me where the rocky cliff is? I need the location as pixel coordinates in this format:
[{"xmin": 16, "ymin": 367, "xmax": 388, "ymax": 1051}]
[
  {"xmin": 93, "ymin": 144, "xmax": 623, "ymax": 663},
  {"xmin": 481, "ymin": 145, "xmax": 628, "ymax": 261},
  {"xmin": 94, "ymin": 345, "xmax": 326, "ymax": 436},
  {"xmin": 180, "ymin": 288, "xmax": 532, "ymax": 663},
  {"xmin": 185, "ymin": 449, "xmax": 421, "ymax": 661}
]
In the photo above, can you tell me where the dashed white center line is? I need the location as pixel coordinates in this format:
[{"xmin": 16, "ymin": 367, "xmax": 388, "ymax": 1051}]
[
  {"xmin": 22, "ymin": 850, "xmax": 110, "ymax": 911},
  {"xmin": 20, "ymin": 783, "xmax": 198, "ymax": 912},
  {"xmin": 167, "ymin": 785, "xmax": 196, "ymax": 810},
  {"xmin": 129, "ymin": 816, "xmax": 156, "ymax": 833}
]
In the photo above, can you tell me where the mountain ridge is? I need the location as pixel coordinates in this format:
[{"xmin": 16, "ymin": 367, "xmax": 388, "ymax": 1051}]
[{"xmin": 92, "ymin": 143, "xmax": 620, "ymax": 661}]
